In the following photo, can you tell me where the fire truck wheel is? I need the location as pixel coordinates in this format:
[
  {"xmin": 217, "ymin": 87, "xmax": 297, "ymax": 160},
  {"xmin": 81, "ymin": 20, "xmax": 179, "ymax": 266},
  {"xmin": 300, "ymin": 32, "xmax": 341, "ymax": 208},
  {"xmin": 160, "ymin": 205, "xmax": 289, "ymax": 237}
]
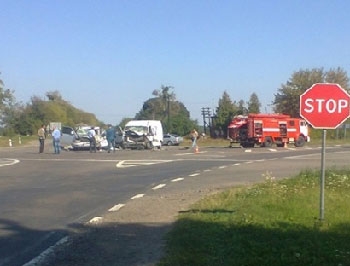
[
  {"xmin": 263, "ymin": 137, "xmax": 273, "ymax": 147},
  {"xmin": 294, "ymin": 136, "xmax": 305, "ymax": 147},
  {"xmin": 241, "ymin": 142, "xmax": 248, "ymax": 148}
]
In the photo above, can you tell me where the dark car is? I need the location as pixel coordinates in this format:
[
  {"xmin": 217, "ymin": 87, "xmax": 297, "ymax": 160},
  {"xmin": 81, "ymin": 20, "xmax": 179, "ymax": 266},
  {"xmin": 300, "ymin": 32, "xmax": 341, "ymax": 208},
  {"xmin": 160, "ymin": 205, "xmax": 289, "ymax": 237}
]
[{"xmin": 163, "ymin": 134, "xmax": 183, "ymax": 146}]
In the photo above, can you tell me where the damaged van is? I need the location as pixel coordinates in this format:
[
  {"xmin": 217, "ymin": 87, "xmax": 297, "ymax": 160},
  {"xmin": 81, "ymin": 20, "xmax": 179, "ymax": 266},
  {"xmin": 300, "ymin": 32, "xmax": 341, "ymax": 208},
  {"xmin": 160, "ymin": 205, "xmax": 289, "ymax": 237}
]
[{"xmin": 115, "ymin": 120, "xmax": 163, "ymax": 150}]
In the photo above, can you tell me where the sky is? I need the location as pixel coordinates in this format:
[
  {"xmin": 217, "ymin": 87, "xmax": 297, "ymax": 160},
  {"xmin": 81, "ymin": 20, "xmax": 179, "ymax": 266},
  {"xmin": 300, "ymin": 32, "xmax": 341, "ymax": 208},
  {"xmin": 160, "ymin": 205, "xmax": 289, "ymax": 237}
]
[{"xmin": 1, "ymin": 0, "xmax": 350, "ymax": 125}]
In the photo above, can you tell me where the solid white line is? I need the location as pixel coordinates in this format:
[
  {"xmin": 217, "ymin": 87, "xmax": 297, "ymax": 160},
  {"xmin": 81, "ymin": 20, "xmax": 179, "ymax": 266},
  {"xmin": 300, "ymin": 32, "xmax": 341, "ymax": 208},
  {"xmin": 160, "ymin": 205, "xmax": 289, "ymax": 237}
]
[
  {"xmin": 108, "ymin": 204, "xmax": 125, "ymax": 211},
  {"xmin": 116, "ymin": 160, "xmax": 126, "ymax": 168},
  {"xmin": 174, "ymin": 152, "xmax": 193, "ymax": 155},
  {"xmin": 175, "ymin": 151, "xmax": 208, "ymax": 156},
  {"xmin": 116, "ymin": 159, "xmax": 173, "ymax": 168},
  {"xmin": 152, "ymin": 184, "xmax": 166, "ymax": 190},
  {"xmin": 0, "ymin": 158, "xmax": 20, "ymax": 167},
  {"xmin": 23, "ymin": 236, "xmax": 69, "ymax": 266}
]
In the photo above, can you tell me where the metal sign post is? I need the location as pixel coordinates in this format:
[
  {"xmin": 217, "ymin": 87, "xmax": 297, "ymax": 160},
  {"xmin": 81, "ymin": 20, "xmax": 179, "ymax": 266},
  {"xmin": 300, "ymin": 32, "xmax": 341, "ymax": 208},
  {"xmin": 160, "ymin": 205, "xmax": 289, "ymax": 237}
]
[
  {"xmin": 300, "ymin": 83, "xmax": 350, "ymax": 221},
  {"xmin": 319, "ymin": 130, "xmax": 326, "ymax": 220}
]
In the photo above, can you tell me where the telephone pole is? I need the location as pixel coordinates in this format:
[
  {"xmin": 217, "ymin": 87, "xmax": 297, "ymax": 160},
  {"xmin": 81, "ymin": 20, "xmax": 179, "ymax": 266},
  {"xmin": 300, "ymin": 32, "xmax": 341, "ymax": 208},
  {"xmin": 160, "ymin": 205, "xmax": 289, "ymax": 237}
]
[{"xmin": 201, "ymin": 107, "xmax": 211, "ymax": 135}]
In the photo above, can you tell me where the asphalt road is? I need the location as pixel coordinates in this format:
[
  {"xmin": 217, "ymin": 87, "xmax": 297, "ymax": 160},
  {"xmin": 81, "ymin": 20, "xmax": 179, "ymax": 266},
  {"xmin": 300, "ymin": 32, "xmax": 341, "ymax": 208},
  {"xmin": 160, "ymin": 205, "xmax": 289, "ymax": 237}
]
[{"xmin": 1, "ymin": 143, "xmax": 350, "ymax": 266}]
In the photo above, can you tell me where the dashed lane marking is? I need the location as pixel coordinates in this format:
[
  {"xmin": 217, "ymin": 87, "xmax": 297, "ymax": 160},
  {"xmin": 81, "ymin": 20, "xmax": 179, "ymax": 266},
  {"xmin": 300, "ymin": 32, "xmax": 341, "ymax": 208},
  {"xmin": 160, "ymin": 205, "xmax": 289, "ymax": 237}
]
[
  {"xmin": 88, "ymin": 217, "xmax": 103, "ymax": 224},
  {"xmin": 131, "ymin": 194, "xmax": 144, "ymax": 199},
  {"xmin": 171, "ymin": 177, "xmax": 184, "ymax": 182},
  {"xmin": 152, "ymin": 184, "xmax": 166, "ymax": 190},
  {"xmin": 108, "ymin": 204, "xmax": 125, "ymax": 212},
  {"xmin": 189, "ymin": 173, "xmax": 200, "ymax": 177}
]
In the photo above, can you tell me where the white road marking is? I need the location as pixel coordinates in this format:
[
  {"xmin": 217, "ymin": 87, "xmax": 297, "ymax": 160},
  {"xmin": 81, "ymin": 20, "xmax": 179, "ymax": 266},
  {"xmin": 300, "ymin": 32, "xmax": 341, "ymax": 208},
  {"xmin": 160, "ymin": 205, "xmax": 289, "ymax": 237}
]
[
  {"xmin": 108, "ymin": 204, "xmax": 125, "ymax": 212},
  {"xmin": 245, "ymin": 149, "xmax": 252, "ymax": 152},
  {"xmin": 244, "ymin": 161, "xmax": 253, "ymax": 164},
  {"xmin": 218, "ymin": 165, "xmax": 227, "ymax": 169},
  {"xmin": 131, "ymin": 194, "xmax": 144, "ymax": 199},
  {"xmin": 152, "ymin": 184, "xmax": 166, "ymax": 190},
  {"xmin": 0, "ymin": 158, "xmax": 20, "ymax": 167},
  {"xmin": 116, "ymin": 159, "xmax": 173, "ymax": 168},
  {"xmin": 88, "ymin": 216, "xmax": 103, "ymax": 224},
  {"xmin": 175, "ymin": 151, "xmax": 208, "ymax": 156},
  {"xmin": 23, "ymin": 236, "xmax": 69, "ymax": 266},
  {"xmin": 269, "ymin": 149, "xmax": 277, "ymax": 152},
  {"xmin": 171, "ymin": 177, "xmax": 184, "ymax": 182},
  {"xmin": 189, "ymin": 173, "xmax": 200, "ymax": 177}
]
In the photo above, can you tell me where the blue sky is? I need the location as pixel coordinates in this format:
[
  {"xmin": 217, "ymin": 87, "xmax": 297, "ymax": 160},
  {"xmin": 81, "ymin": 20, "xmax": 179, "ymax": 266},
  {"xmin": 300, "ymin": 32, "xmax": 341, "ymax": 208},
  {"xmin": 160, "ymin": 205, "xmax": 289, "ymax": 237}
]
[{"xmin": 1, "ymin": 0, "xmax": 349, "ymax": 125}]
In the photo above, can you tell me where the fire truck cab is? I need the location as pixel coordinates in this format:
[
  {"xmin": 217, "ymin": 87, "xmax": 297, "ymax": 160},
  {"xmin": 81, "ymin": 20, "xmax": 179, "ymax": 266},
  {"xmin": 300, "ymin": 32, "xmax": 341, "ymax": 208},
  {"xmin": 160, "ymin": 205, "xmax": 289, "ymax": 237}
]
[{"xmin": 227, "ymin": 113, "xmax": 310, "ymax": 148}]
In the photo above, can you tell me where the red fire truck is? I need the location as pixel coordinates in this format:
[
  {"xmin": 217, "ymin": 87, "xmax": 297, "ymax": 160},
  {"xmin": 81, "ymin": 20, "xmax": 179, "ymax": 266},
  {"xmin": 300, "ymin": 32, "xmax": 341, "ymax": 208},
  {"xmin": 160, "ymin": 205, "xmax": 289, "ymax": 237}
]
[{"xmin": 227, "ymin": 113, "xmax": 310, "ymax": 148}]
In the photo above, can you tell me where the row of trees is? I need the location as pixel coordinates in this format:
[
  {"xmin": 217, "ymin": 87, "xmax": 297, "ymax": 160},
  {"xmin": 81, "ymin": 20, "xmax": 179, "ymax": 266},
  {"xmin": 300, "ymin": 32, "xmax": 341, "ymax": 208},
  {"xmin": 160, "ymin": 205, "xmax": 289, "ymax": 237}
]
[
  {"xmin": 0, "ymin": 67, "xmax": 349, "ymax": 137},
  {"xmin": 0, "ymin": 86, "xmax": 100, "ymax": 136},
  {"xmin": 212, "ymin": 67, "xmax": 350, "ymax": 137}
]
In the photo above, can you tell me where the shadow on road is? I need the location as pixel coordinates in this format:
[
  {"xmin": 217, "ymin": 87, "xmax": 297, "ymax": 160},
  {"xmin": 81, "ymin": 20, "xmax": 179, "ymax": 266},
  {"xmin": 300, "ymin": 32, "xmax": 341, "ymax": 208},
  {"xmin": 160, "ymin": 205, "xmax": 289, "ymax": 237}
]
[
  {"xmin": 0, "ymin": 218, "xmax": 66, "ymax": 266},
  {"xmin": 42, "ymin": 221, "xmax": 173, "ymax": 266}
]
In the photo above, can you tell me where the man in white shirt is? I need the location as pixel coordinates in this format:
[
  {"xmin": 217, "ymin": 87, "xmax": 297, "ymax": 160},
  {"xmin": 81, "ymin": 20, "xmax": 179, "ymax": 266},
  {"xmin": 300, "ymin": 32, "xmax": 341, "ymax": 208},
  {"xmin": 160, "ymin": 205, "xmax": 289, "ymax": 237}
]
[
  {"xmin": 52, "ymin": 127, "xmax": 61, "ymax": 154},
  {"xmin": 88, "ymin": 127, "xmax": 97, "ymax": 153}
]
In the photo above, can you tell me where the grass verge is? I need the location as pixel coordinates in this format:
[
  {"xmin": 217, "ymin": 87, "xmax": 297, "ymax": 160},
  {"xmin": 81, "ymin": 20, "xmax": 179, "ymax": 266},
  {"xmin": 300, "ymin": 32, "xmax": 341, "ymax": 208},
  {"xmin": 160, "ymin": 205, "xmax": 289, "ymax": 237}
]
[
  {"xmin": 0, "ymin": 135, "xmax": 37, "ymax": 147},
  {"xmin": 158, "ymin": 169, "xmax": 350, "ymax": 266}
]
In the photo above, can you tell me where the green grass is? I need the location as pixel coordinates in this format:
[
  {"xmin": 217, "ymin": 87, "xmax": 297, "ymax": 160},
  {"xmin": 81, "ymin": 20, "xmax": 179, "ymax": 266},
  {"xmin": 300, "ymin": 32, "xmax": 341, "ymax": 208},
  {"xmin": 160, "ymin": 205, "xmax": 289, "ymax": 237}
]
[
  {"xmin": 0, "ymin": 135, "xmax": 37, "ymax": 147},
  {"xmin": 158, "ymin": 169, "xmax": 350, "ymax": 266}
]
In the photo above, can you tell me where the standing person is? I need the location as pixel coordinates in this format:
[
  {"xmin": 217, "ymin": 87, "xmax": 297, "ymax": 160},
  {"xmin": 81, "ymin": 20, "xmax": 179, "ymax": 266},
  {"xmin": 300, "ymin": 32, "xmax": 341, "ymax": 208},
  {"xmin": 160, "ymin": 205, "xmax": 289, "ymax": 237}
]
[
  {"xmin": 88, "ymin": 126, "xmax": 97, "ymax": 153},
  {"xmin": 190, "ymin": 129, "xmax": 199, "ymax": 148},
  {"xmin": 38, "ymin": 124, "xmax": 46, "ymax": 153},
  {"xmin": 52, "ymin": 126, "xmax": 61, "ymax": 154},
  {"xmin": 106, "ymin": 124, "xmax": 116, "ymax": 153}
]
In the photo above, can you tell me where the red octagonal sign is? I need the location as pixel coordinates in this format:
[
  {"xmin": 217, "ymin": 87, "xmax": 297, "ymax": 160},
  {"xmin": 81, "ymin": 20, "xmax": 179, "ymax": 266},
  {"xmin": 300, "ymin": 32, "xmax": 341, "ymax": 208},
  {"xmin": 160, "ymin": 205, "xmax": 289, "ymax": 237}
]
[{"xmin": 300, "ymin": 83, "xmax": 350, "ymax": 129}]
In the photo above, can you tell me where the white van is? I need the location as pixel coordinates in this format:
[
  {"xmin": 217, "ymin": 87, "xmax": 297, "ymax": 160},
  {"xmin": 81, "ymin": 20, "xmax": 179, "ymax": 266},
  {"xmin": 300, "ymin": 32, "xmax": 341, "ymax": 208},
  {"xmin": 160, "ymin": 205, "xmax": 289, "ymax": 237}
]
[{"xmin": 119, "ymin": 120, "xmax": 163, "ymax": 149}]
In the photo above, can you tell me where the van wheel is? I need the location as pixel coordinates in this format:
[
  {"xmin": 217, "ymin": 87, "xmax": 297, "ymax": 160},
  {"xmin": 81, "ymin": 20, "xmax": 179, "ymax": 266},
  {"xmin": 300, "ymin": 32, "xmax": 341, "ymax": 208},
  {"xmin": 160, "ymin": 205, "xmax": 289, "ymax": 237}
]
[{"xmin": 295, "ymin": 136, "xmax": 305, "ymax": 147}]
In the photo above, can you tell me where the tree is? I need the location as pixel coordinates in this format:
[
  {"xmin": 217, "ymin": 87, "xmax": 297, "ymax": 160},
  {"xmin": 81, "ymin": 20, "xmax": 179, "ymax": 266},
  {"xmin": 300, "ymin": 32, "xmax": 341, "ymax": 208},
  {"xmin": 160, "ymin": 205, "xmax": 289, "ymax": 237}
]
[
  {"xmin": 46, "ymin": 90, "xmax": 63, "ymax": 101},
  {"xmin": 325, "ymin": 67, "xmax": 349, "ymax": 90},
  {"xmin": 237, "ymin": 100, "xmax": 247, "ymax": 115},
  {"xmin": 9, "ymin": 92, "xmax": 102, "ymax": 135},
  {"xmin": 0, "ymin": 78, "xmax": 19, "ymax": 135},
  {"xmin": 273, "ymin": 67, "xmax": 350, "ymax": 117},
  {"xmin": 214, "ymin": 91, "xmax": 238, "ymax": 136},
  {"xmin": 135, "ymin": 85, "xmax": 196, "ymax": 135},
  {"xmin": 247, "ymin": 93, "xmax": 261, "ymax": 113}
]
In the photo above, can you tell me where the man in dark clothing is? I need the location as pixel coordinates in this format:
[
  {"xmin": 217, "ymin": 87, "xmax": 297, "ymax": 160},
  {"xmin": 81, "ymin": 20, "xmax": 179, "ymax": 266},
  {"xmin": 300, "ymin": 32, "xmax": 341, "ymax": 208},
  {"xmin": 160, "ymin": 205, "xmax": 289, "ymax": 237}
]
[{"xmin": 106, "ymin": 125, "xmax": 116, "ymax": 153}]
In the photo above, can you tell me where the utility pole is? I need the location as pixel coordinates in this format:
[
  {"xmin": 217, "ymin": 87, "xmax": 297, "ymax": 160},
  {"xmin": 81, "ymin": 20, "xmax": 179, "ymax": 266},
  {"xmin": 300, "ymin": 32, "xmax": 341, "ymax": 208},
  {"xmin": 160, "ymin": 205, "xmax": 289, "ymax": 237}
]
[
  {"xmin": 201, "ymin": 107, "xmax": 211, "ymax": 135},
  {"xmin": 0, "ymin": 72, "xmax": 3, "ymax": 90},
  {"xmin": 167, "ymin": 95, "xmax": 170, "ymax": 132}
]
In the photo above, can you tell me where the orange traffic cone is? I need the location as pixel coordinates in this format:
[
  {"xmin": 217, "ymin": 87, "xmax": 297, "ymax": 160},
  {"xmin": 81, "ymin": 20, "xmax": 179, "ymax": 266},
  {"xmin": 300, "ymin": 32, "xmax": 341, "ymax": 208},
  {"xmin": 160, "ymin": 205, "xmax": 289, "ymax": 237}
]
[{"xmin": 195, "ymin": 146, "xmax": 199, "ymax": 153}]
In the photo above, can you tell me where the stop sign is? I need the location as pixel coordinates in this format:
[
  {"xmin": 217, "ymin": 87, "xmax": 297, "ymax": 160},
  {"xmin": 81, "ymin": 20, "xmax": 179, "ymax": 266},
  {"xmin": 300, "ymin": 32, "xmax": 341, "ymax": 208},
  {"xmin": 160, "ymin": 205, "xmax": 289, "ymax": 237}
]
[{"xmin": 300, "ymin": 83, "xmax": 350, "ymax": 129}]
